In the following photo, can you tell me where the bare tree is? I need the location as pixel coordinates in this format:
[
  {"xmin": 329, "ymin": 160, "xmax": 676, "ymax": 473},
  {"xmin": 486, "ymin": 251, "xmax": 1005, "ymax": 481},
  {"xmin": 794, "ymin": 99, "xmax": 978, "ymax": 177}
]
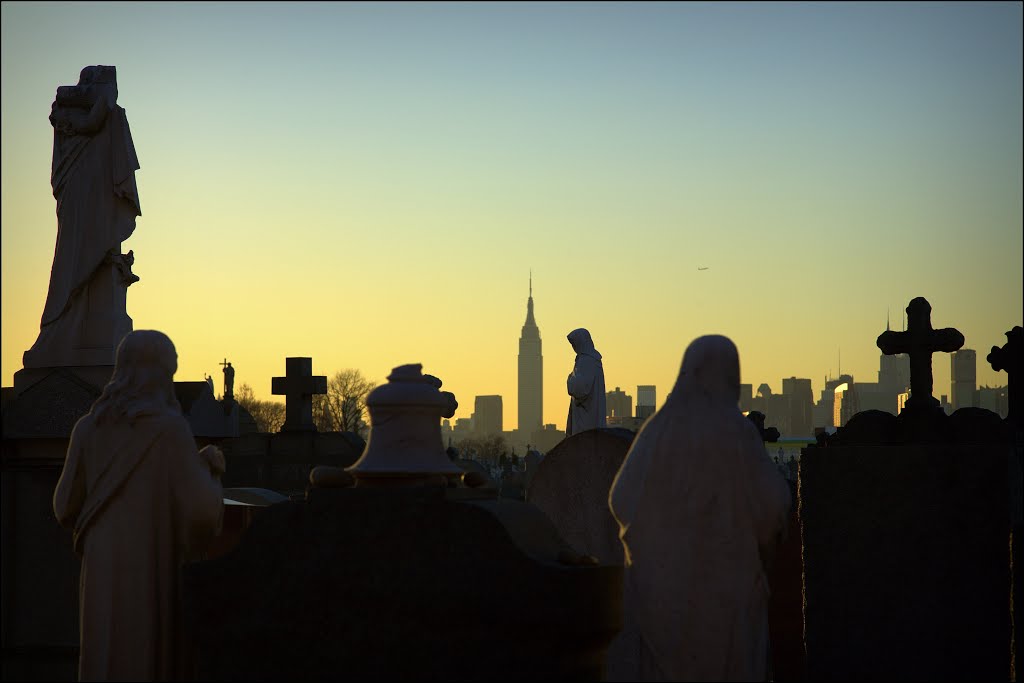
[
  {"xmin": 312, "ymin": 369, "xmax": 376, "ymax": 437},
  {"xmin": 453, "ymin": 433, "xmax": 508, "ymax": 465},
  {"xmin": 235, "ymin": 382, "xmax": 286, "ymax": 433}
]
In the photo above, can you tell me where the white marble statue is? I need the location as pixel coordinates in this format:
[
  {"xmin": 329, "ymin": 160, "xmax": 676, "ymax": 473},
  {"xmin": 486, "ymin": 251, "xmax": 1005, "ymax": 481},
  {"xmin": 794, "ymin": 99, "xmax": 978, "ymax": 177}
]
[
  {"xmin": 53, "ymin": 330, "xmax": 225, "ymax": 681},
  {"xmin": 565, "ymin": 328, "xmax": 607, "ymax": 436},
  {"xmin": 606, "ymin": 335, "xmax": 791, "ymax": 681},
  {"xmin": 25, "ymin": 65, "xmax": 141, "ymax": 368}
]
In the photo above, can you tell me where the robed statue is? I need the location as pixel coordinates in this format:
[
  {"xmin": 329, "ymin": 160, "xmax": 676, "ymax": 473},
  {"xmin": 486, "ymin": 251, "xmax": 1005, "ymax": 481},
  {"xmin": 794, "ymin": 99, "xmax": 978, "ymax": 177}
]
[{"xmin": 24, "ymin": 65, "xmax": 141, "ymax": 368}]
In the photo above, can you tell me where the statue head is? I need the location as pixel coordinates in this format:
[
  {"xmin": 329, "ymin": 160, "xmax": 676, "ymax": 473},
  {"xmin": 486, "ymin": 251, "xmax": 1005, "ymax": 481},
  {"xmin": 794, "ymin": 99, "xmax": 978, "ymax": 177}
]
[
  {"xmin": 92, "ymin": 330, "xmax": 181, "ymax": 425},
  {"xmin": 672, "ymin": 334, "xmax": 742, "ymax": 408}
]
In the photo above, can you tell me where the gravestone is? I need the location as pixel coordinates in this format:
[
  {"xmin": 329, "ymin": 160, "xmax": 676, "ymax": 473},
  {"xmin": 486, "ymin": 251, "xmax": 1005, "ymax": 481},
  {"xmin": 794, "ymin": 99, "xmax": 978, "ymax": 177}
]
[
  {"xmin": 988, "ymin": 325, "xmax": 1023, "ymax": 682},
  {"xmin": 220, "ymin": 431, "xmax": 364, "ymax": 496},
  {"xmin": 526, "ymin": 427, "xmax": 635, "ymax": 566},
  {"xmin": 523, "ymin": 448, "xmax": 544, "ymax": 498},
  {"xmin": 876, "ymin": 296, "xmax": 964, "ymax": 413},
  {"xmin": 988, "ymin": 325, "xmax": 1022, "ymax": 429},
  {"xmin": 800, "ymin": 298, "xmax": 1014, "ymax": 680},
  {"xmin": 271, "ymin": 357, "xmax": 327, "ymax": 433},
  {"xmin": 183, "ymin": 364, "xmax": 622, "ymax": 680}
]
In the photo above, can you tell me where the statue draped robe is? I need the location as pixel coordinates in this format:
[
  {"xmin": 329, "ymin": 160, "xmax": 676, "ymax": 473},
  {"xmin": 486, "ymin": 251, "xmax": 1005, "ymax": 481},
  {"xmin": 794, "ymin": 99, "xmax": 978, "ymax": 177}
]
[
  {"xmin": 54, "ymin": 412, "xmax": 223, "ymax": 681},
  {"xmin": 26, "ymin": 100, "xmax": 140, "ymax": 363}
]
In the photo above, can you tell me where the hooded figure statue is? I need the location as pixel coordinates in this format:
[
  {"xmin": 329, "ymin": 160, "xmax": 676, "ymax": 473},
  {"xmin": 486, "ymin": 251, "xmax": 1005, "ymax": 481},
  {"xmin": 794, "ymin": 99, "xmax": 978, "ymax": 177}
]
[
  {"xmin": 566, "ymin": 328, "xmax": 606, "ymax": 436},
  {"xmin": 606, "ymin": 335, "xmax": 791, "ymax": 681},
  {"xmin": 54, "ymin": 330, "xmax": 225, "ymax": 681}
]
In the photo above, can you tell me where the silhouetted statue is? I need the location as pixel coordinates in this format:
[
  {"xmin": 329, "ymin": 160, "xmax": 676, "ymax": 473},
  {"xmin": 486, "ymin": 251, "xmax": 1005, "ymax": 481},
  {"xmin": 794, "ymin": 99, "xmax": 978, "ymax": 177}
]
[
  {"xmin": 988, "ymin": 326, "xmax": 1022, "ymax": 427},
  {"xmin": 607, "ymin": 335, "xmax": 791, "ymax": 681},
  {"xmin": 221, "ymin": 359, "xmax": 235, "ymax": 402},
  {"xmin": 566, "ymin": 328, "xmax": 606, "ymax": 436},
  {"xmin": 877, "ymin": 297, "xmax": 964, "ymax": 412},
  {"xmin": 53, "ymin": 330, "xmax": 224, "ymax": 681},
  {"xmin": 25, "ymin": 65, "xmax": 141, "ymax": 368}
]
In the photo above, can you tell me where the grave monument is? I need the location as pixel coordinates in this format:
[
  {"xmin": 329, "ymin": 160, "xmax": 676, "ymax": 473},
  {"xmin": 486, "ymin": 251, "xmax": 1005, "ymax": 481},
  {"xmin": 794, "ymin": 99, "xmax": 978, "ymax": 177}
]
[
  {"xmin": 184, "ymin": 364, "xmax": 623, "ymax": 680},
  {"xmin": 800, "ymin": 297, "xmax": 1016, "ymax": 680}
]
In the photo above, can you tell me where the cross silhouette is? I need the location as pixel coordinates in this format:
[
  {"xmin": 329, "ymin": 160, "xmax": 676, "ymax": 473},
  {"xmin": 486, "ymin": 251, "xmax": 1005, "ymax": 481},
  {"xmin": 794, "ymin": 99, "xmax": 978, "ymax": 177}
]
[
  {"xmin": 987, "ymin": 326, "xmax": 1021, "ymax": 426},
  {"xmin": 876, "ymin": 297, "xmax": 963, "ymax": 412},
  {"xmin": 271, "ymin": 357, "xmax": 327, "ymax": 432}
]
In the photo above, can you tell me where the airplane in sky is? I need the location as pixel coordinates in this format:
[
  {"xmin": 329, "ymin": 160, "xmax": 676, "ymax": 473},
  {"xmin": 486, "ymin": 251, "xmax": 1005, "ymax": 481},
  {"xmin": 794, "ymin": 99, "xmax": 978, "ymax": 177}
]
[{"xmin": 697, "ymin": 266, "xmax": 709, "ymax": 271}]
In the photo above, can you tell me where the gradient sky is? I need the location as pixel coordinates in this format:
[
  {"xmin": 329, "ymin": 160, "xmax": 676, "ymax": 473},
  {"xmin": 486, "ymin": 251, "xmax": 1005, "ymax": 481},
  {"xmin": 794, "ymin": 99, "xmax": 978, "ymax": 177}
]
[{"xmin": 3, "ymin": 1, "xmax": 1022, "ymax": 430}]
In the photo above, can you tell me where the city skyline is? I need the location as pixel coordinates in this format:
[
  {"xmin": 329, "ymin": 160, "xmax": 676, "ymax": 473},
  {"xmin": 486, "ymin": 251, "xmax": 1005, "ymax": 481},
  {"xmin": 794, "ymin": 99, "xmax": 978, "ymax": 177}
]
[{"xmin": 2, "ymin": 2, "xmax": 1021, "ymax": 431}]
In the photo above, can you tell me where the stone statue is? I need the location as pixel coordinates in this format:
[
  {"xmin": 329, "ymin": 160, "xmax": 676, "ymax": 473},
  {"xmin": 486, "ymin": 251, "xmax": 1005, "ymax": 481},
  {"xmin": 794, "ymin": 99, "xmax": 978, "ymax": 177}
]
[
  {"xmin": 607, "ymin": 335, "xmax": 791, "ymax": 681},
  {"xmin": 24, "ymin": 65, "xmax": 142, "ymax": 368},
  {"xmin": 566, "ymin": 328, "xmax": 607, "ymax": 436},
  {"xmin": 53, "ymin": 330, "xmax": 225, "ymax": 681},
  {"xmin": 222, "ymin": 361, "xmax": 235, "ymax": 401}
]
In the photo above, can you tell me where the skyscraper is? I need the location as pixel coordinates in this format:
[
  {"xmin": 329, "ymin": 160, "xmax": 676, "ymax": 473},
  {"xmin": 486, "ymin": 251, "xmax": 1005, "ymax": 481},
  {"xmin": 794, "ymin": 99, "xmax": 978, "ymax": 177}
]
[
  {"xmin": 473, "ymin": 395, "xmax": 503, "ymax": 436},
  {"xmin": 518, "ymin": 274, "xmax": 543, "ymax": 434},
  {"xmin": 951, "ymin": 349, "xmax": 977, "ymax": 410},
  {"xmin": 636, "ymin": 385, "xmax": 657, "ymax": 419}
]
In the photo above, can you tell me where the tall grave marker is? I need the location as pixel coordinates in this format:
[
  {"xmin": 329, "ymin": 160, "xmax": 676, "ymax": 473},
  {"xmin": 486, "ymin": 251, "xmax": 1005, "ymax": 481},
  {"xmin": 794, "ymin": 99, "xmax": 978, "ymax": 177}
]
[
  {"xmin": 271, "ymin": 357, "xmax": 327, "ymax": 433},
  {"xmin": 800, "ymin": 297, "xmax": 1014, "ymax": 680}
]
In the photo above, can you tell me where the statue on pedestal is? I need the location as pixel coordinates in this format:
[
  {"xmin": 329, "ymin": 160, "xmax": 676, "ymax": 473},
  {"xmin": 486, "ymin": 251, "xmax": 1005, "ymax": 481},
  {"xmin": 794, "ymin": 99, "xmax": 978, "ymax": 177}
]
[{"xmin": 24, "ymin": 65, "xmax": 141, "ymax": 369}]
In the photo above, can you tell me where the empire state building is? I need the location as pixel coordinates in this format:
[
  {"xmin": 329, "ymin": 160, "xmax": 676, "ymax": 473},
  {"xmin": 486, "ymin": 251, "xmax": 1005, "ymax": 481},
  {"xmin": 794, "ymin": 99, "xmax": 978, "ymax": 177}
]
[{"xmin": 518, "ymin": 275, "xmax": 543, "ymax": 435}]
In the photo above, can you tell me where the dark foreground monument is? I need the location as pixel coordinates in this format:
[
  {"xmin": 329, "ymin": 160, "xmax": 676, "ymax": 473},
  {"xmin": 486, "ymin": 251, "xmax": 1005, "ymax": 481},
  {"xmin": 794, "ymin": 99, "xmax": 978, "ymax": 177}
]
[
  {"xmin": 800, "ymin": 297, "xmax": 1019, "ymax": 681},
  {"xmin": 184, "ymin": 365, "xmax": 623, "ymax": 680}
]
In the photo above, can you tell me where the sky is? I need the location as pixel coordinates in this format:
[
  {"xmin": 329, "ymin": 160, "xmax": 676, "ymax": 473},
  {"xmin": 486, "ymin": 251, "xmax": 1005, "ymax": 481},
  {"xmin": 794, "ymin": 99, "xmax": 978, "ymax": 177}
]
[{"xmin": 2, "ymin": 1, "xmax": 1022, "ymax": 431}]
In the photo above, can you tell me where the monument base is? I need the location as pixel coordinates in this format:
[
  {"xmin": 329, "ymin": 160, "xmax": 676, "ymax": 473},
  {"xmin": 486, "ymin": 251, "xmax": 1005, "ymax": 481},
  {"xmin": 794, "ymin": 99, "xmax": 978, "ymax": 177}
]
[
  {"xmin": 12, "ymin": 365, "xmax": 114, "ymax": 398},
  {"xmin": 22, "ymin": 262, "xmax": 134, "ymax": 373}
]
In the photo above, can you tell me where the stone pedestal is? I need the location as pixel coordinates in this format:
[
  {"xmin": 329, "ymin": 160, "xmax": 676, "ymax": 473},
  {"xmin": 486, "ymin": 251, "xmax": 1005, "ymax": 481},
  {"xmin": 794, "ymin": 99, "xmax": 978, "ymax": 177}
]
[
  {"xmin": 184, "ymin": 364, "xmax": 623, "ymax": 679},
  {"xmin": 183, "ymin": 486, "xmax": 623, "ymax": 681},
  {"xmin": 23, "ymin": 262, "xmax": 133, "ymax": 370},
  {"xmin": 800, "ymin": 442, "xmax": 1013, "ymax": 681}
]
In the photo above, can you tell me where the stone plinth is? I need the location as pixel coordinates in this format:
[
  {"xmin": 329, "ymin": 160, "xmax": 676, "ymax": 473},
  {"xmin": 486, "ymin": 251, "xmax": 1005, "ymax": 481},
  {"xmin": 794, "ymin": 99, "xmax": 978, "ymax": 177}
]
[
  {"xmin": 800, "ymin": 443, "xmax": 1013, "ymax": 681},
  {"xmin": 183, "ymin": 485, "xmax": 623, "ymax": 681}
]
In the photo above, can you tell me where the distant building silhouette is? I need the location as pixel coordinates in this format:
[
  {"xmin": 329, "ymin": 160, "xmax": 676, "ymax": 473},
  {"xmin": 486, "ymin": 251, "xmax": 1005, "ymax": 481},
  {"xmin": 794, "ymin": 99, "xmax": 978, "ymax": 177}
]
[
  {"xmin": 814, "ymin": 375, "xmax": 848, "ymax": 430},
  {"xmin": 606, "ymin": 387, "xmax": 633, "ymax": 420},
  {"xmin": 636, "ymin": 385, "xmax": 657, "ymax": 419},
  {"xmin": 951, "ymin": 349, "xmax": 977, "ymax": 411},
  {"xmin": 517, "ymin": 275, "xmax": 543, "ymax": 434},
  {"xmin": 782, "ymin": 377, "xmax": 814, "ymax": 438},
  {"xmin": 739, "ymin": 383, "xmax": 753, "ymax": 413},
  {"xmin": 473, "ymin": 395, "xmax": 503, "ymax": 436},
  {"xmin": 833, "ymin": 375, "xmax": 858, "ymax": 427},
  {"xmin": 977, "ymin": 385, "xmax": 1008, "ymax": 418}
]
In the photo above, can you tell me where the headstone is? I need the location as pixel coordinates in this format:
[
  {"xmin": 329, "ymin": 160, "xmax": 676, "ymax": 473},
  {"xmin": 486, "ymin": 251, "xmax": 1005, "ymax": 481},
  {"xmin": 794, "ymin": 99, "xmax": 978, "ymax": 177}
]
[
  {"xmin": 526, "ymin": 427, "xmax": 635, "ymax": 566},
  {"xmin": 988, "ymin": 325, "xmax": 1022, "ymax": 428},
  {"xmin": 271, "ymin": 357, "xmax": 327, "ymax": 433},
  {"xmin": 523, "ymin": 448, "xmax": 544, "ymax": 497},
  {"xmin": 183, "ymin": 364, "xmax": 623, "ymax": 680},
  {"xmin": 987, "ymin": 324, "xmax": 1023, "ymax": 682},
  {"xmin": 801, "ymin": 300, "xmax": 1014, "ymax": 680},
  {"xmin": 876, "ymin": 297, "xmax": 964, "ymax": 412}
]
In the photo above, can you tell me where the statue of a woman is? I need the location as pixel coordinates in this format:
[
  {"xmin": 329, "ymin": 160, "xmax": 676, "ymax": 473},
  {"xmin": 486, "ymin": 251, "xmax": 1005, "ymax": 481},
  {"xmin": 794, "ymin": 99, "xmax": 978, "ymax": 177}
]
[{"xmin": 24, "ymin": 65, "xmax": 141, "ymax": 368}]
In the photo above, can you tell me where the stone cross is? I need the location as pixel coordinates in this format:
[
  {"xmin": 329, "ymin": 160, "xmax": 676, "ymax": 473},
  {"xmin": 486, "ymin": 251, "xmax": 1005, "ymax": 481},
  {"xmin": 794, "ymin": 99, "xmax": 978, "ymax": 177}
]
[
  {"xmin": 987, "ymin": 326, "xmax": 1021, "ymax": 427},
  {"xmin": 876, "ymin": 297, "xmax": 964, "ymax": 412},
  {"xmin": 271, "ymin": 357, "xmax": 327, "ymax": 432}
]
